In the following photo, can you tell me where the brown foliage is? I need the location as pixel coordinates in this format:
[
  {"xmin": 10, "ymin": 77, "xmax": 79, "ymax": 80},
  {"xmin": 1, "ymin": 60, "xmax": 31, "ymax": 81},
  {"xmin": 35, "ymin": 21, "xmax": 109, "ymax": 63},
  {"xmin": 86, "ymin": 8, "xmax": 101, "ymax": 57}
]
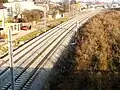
[
  {"xmin": 48, "ymin": 10, "xmax": 120, "ymax": 90},
  {"xmin": 0, "ymin": 33, "xmax": 7, "ymax": 39},
  {"xmin": 22, "ymin": 9, "xmax": 43, "ymax": 22},
  {"xmin": 75, "ymin": 10, "xmax": 120, "ymax": 71}
]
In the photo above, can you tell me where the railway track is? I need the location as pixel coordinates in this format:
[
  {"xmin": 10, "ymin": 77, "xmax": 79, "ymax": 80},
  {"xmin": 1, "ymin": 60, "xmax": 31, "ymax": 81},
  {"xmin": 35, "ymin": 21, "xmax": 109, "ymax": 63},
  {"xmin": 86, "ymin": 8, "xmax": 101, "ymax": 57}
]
[{"xmin": 0, "ymin": 10, "xmax": 102, "ymax": 90}]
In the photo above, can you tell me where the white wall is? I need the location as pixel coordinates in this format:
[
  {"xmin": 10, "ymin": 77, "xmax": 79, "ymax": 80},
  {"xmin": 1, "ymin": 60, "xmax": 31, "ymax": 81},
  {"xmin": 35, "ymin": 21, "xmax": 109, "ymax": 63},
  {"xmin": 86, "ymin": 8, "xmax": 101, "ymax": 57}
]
[
  {"xmin": 8, "ymin": 0, "xmax": 33, "ymax": 2},
  {"xmin": 3, "ymin": 2, "xmax": 49, "ymax": 18},
  {"xmin": 0, "ymin": 9, "xmax": 4, "ymax": 20},
  {"xmin": 55, "ymin": 13, "xmax": 61, "ymax": 19},
  {"xmin": 0, "ymin": 9, "xmax": 5, "ymax": 28}
]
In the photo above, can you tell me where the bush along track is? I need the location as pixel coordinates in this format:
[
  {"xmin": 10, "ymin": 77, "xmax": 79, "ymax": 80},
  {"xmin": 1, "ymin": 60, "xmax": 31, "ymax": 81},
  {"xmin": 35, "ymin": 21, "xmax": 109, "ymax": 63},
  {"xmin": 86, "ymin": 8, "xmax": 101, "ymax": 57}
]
[{"xmin": 47, "ymin": 11, "xmax": 120, "ymax": 90}]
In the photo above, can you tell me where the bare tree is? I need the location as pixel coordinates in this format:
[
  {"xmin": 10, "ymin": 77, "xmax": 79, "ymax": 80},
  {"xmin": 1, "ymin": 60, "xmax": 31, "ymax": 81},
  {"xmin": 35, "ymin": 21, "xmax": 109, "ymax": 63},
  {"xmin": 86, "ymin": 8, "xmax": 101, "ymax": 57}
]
[{"xmin": 14, "ymin": 2, "xmax": 21, "ymax": 15}]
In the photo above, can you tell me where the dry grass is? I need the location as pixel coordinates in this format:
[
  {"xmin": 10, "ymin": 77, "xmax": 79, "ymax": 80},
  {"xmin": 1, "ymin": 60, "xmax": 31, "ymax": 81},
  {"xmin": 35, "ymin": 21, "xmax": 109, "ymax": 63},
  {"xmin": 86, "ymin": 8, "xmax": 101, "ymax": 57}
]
[
  {"xmin": 48, "ymin": 10, "xmax": 120, "ymax": 90},
  {"xmin": 0, "ymin": 33, "xmax": 7, "ymax": 39},
  {"xmin": 75, "ymin": 10, "xmax": 120, "ymax": 71}
]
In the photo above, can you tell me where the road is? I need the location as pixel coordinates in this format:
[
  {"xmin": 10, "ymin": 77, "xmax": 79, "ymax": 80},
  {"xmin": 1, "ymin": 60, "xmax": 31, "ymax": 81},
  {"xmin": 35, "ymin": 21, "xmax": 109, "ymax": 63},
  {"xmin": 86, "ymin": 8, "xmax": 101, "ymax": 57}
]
[{"xmin": 0, "ymin": 9, "xmax": 103, "ymax": 90}]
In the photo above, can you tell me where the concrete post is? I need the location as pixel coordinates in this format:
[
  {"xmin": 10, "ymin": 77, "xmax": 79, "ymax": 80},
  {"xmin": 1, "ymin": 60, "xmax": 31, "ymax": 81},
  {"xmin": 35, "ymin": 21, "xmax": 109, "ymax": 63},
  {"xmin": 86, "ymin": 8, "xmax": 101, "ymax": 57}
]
[{"xmin": 8, "ymin": 27, "xmax": 14, "ymax": 90}]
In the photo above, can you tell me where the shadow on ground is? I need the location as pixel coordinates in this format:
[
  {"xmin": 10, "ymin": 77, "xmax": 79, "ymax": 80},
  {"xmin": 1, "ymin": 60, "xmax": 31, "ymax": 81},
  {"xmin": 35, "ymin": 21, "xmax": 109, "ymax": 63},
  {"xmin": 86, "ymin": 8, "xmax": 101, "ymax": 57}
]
[{"xmin": 45, "ymin": 32, "xmax": 120, "ymax": 90}]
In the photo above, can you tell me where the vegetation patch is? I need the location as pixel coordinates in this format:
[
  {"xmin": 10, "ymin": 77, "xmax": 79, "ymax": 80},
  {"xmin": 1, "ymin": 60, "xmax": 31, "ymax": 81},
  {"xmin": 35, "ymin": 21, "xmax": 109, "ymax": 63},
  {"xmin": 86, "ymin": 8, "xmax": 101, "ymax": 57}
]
[
  {"xmin": 0, "ymin": 33, "xmax": 7, "ymax": 39},
  {"xmin": 0, "ymin": 17, "xmax": 68, "ymax": 57},
  {"xmin": 22, "ymin": 9, "xmax": 44, "ymax": 22},
  {"xmin": 15, "ymin": 17, "xmax": 68, "ymax": 47},
  {"xmin": 48, "ymin": 10, "xmax": 120, "ymax": 90},
  {"xmin": 75, "ymin": 10, "xmax": 120, "ymax": 71}
]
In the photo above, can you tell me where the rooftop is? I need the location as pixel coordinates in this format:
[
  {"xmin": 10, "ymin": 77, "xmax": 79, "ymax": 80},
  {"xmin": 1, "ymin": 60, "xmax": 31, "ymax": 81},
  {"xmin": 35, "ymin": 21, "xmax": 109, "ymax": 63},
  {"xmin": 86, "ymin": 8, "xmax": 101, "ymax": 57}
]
[{"xmin": 0, "ymin": 3, "xmax": 6, "ymax": 9}]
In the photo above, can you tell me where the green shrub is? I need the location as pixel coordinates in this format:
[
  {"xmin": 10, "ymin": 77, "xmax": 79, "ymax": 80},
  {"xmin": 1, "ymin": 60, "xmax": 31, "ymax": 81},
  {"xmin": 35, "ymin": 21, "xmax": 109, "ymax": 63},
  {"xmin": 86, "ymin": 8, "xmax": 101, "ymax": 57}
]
[
  {"xmin": 7, "ymin": 17, "xmax": 14, "ymax": 23},
  {"xmin": 0, "ymin": 45, "xmax": 8, "ymax": 57},
  {"xmin": 15, "ymin": 29, "xmax": 43, "ymax": 46}
]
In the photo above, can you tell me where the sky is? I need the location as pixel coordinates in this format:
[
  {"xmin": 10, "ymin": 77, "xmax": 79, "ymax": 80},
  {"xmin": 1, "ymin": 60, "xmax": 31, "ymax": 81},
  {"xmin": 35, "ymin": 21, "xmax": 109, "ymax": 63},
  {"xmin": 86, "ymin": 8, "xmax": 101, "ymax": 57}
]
[{"xmin": 51, "ymin": 0, "xmax": 120, "ymax": 3}]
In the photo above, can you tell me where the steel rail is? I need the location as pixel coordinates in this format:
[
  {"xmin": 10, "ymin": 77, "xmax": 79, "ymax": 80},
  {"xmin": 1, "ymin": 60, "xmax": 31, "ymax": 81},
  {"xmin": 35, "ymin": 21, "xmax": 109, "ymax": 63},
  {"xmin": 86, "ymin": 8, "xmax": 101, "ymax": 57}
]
[
  {"xmin": 2, "ymin": 19, "xmax": 77, "ymax": 90},
  {"xmin": 0, "ymin": 15, "xmax": 83, "ymax": 75},
  {"xmin": 1, "ymin": 14, "xmax": 90, "ymax": 90},
  {"xmin": 0, "ymin": 10, "xmax": 102, "ymax": 90},
  {"xmin": 0, "ymin": 16, "xmax": 86, "ymax": 89},
  {"xmin": 0, "ymin": 12, "xmax": 92, "ymax": 78}
]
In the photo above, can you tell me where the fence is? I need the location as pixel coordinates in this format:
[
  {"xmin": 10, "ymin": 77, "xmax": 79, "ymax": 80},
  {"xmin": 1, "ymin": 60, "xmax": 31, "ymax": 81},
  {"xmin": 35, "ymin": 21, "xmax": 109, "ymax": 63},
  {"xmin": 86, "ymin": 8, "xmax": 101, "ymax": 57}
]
[{"xmin": 0, "ymin": 23, "xmax": 24, "ymax": 35}]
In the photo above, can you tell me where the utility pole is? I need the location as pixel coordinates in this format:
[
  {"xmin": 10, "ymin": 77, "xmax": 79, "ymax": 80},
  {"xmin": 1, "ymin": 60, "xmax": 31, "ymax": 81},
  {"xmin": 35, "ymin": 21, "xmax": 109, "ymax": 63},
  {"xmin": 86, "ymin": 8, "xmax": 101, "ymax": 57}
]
[
  {"xmin": 43, "ymin": 2, "xmax": 47, "ymax": 32},
  {"xmin": 2, "ymin": 9, "xmax": 5, "ymax": 33},
  {"xmin": 43, "ymin": 9, "xmax": 46, "ymax": 32},
  {"xmin": 64, "ymin": 0, "xmax": 69, "ymax": 12},
  {"xmin": 8, "ymin": 28, "xmax": 14, "ymax": 90},
  {"xmin": 69, "ymin": 0, "xmax": 70, "ymax": 12},
  {"xmin": 112, "ymin": 0, "xmax": 114, "ymax": 3}
]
